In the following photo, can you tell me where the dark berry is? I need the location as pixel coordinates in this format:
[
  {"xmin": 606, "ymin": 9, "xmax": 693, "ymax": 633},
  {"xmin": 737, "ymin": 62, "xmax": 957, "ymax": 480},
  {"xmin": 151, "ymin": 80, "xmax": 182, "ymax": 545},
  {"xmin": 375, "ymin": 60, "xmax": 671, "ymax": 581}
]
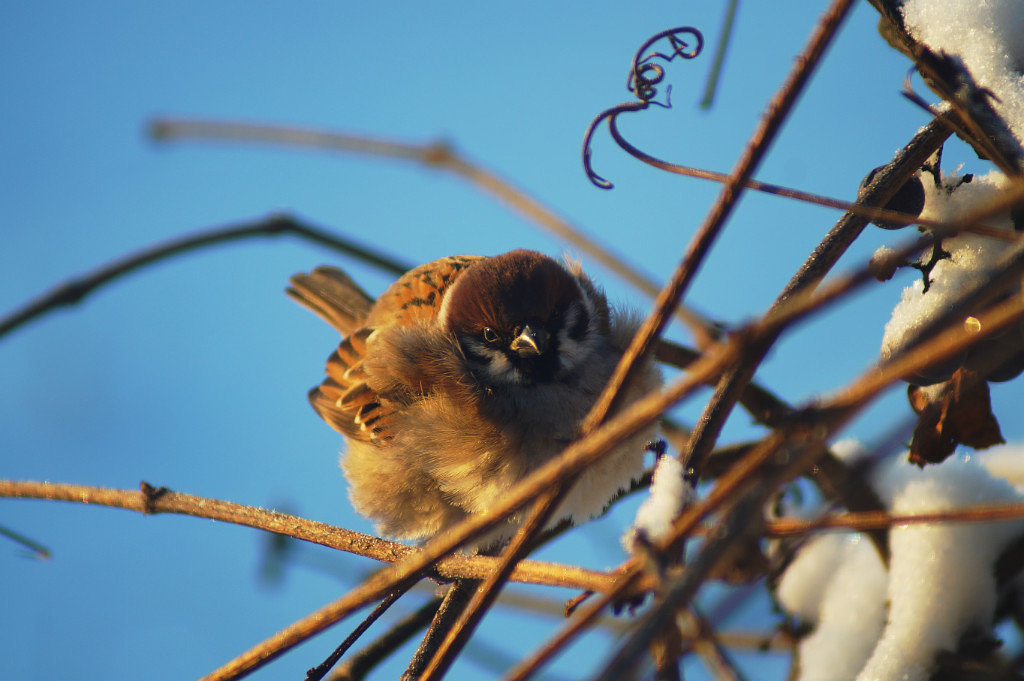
[
  {"xmin": 906, "ymin": 349, "xmax": 968, "ymax": 386},
  {"xmin": 964, "ymin": 320, "xmax": 1024, "ymax": 382},
  {"xmin": 860, "ymin": 166, "xmax": 926, "ymax": 230},
  {"xmin": 985, "ymin": 351, "xmax": 1024, "ymax": 382}
]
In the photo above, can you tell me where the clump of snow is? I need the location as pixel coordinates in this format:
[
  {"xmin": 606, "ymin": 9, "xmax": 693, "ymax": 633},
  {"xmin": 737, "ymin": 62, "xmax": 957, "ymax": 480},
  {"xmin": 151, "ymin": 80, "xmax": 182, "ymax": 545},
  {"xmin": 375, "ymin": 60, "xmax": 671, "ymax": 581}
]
[
  {"xmin": 881, "ymin": 171, "xmax": 1017, "ymax": 360},
  {"xmin": 902, "ymin": 0, "xmax": 1024, "ymax": 143},
  {"xmin": 830, "ymin": 438, "xmax": 871, "ymax": 465},
  {"xmin": 775, "ymin": 444, "xmax": 1024, "ymax": 681},
  {"xmin": 777, "ymin": 534, "xmax": 855, "ymax": 619},
  {"xmin": 777, "ymin": 534, "xmax": 889, "ymax": 681},
  {"xmin": 977, "ymin": 444, "xmax": 1024, "ymax": 490},
  {"xmin": 622, "ymin": 454, "xmax": 691, "ymax": 550},
  {"xmin": 859, "ymin": 459, "xmax": 1024, "ymax": 681}
]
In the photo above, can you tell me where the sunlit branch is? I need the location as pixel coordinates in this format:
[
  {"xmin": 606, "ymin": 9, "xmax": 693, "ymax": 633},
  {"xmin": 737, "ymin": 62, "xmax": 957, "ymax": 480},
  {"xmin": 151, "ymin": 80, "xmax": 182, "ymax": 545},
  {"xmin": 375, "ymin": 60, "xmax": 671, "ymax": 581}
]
[{"xmin": 150, "ymin": 117, "xmax": 720, "ymax": 346}]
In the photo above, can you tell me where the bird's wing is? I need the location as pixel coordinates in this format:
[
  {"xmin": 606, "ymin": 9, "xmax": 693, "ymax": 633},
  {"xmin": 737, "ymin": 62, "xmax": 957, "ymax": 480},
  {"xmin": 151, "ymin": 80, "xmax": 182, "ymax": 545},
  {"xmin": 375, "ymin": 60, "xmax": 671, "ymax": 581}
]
[
  {"xmin": 292, "ymin": 255, "xmax": 484, "ymax": 443},
  {"xmin": 366, "ymin": 255, "xmax": 483, "ymax": 328}
]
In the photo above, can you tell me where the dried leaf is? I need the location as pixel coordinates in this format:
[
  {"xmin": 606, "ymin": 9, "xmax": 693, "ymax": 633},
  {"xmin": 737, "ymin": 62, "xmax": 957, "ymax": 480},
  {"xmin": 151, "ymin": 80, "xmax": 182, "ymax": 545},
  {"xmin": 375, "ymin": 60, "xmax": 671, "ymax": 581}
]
[{"xmin": 907, "ymin": 368, "xmax": 1005, "ymax": 466}]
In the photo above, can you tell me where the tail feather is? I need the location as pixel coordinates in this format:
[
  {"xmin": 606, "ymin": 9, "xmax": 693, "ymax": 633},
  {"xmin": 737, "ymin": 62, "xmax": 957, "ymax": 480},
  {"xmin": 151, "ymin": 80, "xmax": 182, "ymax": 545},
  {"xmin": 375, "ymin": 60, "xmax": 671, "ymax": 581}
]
[{"xmin": 287, "ymin": 266, "xmax": 375, "ymax": 335}]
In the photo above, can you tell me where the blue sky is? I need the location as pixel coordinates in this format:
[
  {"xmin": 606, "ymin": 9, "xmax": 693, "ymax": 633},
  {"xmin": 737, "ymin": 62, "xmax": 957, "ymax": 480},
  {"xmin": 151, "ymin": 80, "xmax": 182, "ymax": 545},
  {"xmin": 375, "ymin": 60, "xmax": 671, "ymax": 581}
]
[{"xmin": 3, "ymin": 2, "xmax": 1022, "ymax": 680}]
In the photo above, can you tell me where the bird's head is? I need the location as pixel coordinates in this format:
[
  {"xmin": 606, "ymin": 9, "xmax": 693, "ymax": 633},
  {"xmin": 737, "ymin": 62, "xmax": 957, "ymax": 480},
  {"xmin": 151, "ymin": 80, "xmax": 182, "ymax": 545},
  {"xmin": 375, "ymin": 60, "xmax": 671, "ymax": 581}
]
[{"xmin": 441, "ymin": 249, "xmax": 603, "ymax": 386}]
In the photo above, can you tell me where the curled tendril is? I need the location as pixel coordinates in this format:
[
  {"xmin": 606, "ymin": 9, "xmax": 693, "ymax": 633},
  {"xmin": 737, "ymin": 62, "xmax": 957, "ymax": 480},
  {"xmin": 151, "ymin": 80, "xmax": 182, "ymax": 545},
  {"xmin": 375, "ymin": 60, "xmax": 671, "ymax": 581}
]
[
  {"xmin": 628, "ymin": 27, "xmax": 704, "ymax": 103},
  {"xmin": 583, "ymin": 26, "xmax": 704, "ymax": 189}
]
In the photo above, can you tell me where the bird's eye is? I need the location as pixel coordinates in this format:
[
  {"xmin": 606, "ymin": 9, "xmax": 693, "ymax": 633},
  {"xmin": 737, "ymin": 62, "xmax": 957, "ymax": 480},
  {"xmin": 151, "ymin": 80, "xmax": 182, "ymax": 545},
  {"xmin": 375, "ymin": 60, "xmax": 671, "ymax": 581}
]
[{"xmin": 482, "ymin": 327, "xmax": 500, "ymax": 344}]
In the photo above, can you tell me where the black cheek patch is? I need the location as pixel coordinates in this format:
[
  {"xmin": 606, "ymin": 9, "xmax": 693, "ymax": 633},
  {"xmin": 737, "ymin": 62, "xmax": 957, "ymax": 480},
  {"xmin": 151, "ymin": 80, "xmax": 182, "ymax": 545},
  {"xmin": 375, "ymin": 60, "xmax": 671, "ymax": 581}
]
[
  {"xmin": 567, "ymin": 306, "xmax": 590, "ymax": 341},
  {"xmin": 459, "ymin": 338, "xmax": 492, "ymax": 367}
]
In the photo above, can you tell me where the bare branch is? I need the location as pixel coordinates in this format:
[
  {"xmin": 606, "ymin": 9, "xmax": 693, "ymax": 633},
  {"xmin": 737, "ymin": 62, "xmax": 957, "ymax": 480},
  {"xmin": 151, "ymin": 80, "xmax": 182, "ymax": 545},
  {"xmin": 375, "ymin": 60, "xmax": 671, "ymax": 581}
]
[
  {"xmin": 0, "ymin": 214, "xmax": 410, "ymax": 341},
  {"xmin": 605, "ymin": 106, "xmax": 1013, "ymax": 241},
  {"xmin": 700, "ymin": 0, "xmax": 740, "ymax": 109},
  {"xmin": 0, "ymin": 480, "xmax": 621, "ymax": 593},
  {"xmin": 0, "ymin": 523, "xmax": 51, "ymax": 560},
  {"xmin": 684, "ymin": 607, "xmax": 749, "ymax": 681}
]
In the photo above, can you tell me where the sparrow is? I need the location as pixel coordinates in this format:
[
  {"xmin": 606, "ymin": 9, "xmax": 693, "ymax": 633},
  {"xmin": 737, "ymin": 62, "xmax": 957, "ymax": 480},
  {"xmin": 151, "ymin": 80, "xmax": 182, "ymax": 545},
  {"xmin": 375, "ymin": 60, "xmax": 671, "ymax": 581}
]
[{"xmin": 287, "ymin": 249, "xmax": 662, "ymax": 546}]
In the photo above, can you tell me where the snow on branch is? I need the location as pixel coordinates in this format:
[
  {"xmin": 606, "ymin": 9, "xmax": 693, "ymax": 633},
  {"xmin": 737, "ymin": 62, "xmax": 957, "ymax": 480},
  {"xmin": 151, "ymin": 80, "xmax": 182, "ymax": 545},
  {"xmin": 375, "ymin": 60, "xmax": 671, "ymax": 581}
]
[{"xmin": 776, "ymin": 446, "xmax": 1024, "ymax": 681}]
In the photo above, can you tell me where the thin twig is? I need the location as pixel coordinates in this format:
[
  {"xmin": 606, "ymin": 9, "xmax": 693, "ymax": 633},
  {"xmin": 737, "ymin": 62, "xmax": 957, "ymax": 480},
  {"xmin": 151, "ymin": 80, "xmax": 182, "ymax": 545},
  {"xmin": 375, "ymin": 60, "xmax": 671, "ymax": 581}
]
[
  {"xmin": 833, "ymin": 272, "xmax": 1024, "ymax": 413},
  {"xmin": 306, "ymin": 586, "xmax": 410, "ymax": 681},
  {"xmin": 766, "ymin": 502, "xmax": 1024, "ymax": 537},
  {"xmin": 656, "ymin": 339, "xmax": 786, "ymax": 425},
  {"xmin": 650, "ymin": 618, "xmax": 683, "ymax": 681},
  {"xmin": 150, "ymin": 117, "xmax": 720, "ymax": 345},
  {"xmin": 400, "ymin": 580, "xmax": 477, "ymax": 680},
  {"xmin": 684, "ymin": 607, "xmax": 750, "ymax": 681},
  {"xmin": 0, "ymin": 214, "xmax": 410, "ymax": 341},
  {"xmin": 328, "ymin": 597, "xmax": 443, "ymax": 681},
  {"xmin": 0, "ymin": 523, "xmax": 51, "ymax": 560},
  {"xmin": 503, "ymin": 581, "xmax": 634, "ymax": 681},
  {"xmin": 459, "ymin": 637, "xmax": 579, "ymax": 681},
  {"xmin": 656, "ymin": 338, "xmax": 889, "ymax": 559},
  {"xmin": 700, "ymin": 0, "xmax": 740, "ymax": 109}
]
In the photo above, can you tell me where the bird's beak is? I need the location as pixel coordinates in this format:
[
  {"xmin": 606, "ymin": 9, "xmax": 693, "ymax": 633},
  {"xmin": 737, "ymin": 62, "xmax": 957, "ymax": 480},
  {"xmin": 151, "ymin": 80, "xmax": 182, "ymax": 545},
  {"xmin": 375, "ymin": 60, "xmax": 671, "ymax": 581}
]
[{"xmin": 509, "ymin": 325, "xmax": 549, "ymax": 357}]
